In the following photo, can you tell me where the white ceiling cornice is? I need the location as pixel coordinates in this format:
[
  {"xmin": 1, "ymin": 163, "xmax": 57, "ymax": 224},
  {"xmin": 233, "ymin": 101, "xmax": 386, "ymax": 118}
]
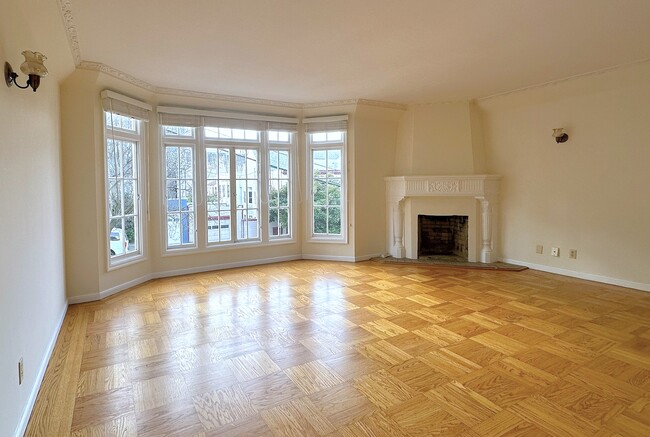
[
  {"xmin": 57, "ymin": 0, "xmax": 81, "ymax": 65},
  {"xmin": 477, "ymin": 57, "xmax": 650, "ymax": 102},
  {"xmin": 57, "ymin": 0, "xmax": 404, "ymax": 110},
  {"xmin": 76, "ymin": 61, "xmax": 408, "ymax": 110},
  {"xmin": 57, "ymin": 0, "xmax": 650, "ymax": 109}
]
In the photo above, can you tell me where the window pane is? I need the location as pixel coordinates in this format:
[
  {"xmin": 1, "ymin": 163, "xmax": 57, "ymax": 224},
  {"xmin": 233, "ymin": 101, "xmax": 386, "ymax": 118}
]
[
  {"xmin": 278, "ymin": 180, "xmax": 289, "ymax": 207},
  {"xmin": 123, "ymin": 180, "xmax": 135, "ymax": 215},
  {"xmin": 181, "ymin": 212, "xmax": 195, "ymax": 244},
  {"xmin": 219, "ymin": 149, "xmax": 230, "ymax": 178},
  {"xmin": 247, "ymin": 210, "xmax": 259, "ymax": 239},
  {"xmin": 107, "ymin": 140, "xmax": 119, "ymax": 178},
  {"xmin": 246, "ymin": 150, "xmax": 258, "ymax": 178},
  {"xmin": 327, "ymin": 131, "xmax": 343, "ymax": 142},
  {"xmin": 180, "ymin": 147, "xmax": 193, "ymax": 179},
  {"xmin": 122, "ymin": 142, "xmax": 134, "ymax": 177},
  {"xmin": 181, "ymin": 181, "xmax": 194, "ymax": 206},
  {"xmin": 109, "ymin": 181, "xmax": 122, "ymax": 217},
  {"xmin": 124, "ymin": 216, "xmax": 137, "ymax": 252},
  {"xmin": 313, "ymin": 179, "xmax": 326, "ymax": 205},
  {"xmin": 166, "ymin": 147, "xmax": 179, "ymax": 178},
  {"xmin": 278, "ymin": 151, "xmax": 290, "ymax": 178},
  {"xmin": 314, "ymin": 207, "xmax": 327, "ymax": 234},
  {"xmin": 327, "ymin": 180, "xmax": 341, "ymax": 206},
  {"xmin": 311, "ymin": 132, "xmax": 326, "ymax": 142},
  {"xmin": 327, "ymin": 207, "xmax": 341, "ymax": 235},
  {"xmin": 327, "ymin": 149, "xmax": 341, "ymax": 171},
  {"xmin": 235, "ymin": 150, "xmax": 247, "ymax": 178},
  {"xmin": 206, "ymin": 149, "xmax": 219, "ymax": 179},
  {"xmin": 167, "ymin": 214, "xmax": 181, "ymax": 247},
  {"xmin": 164, "ymin": 126, "xmax": 194, "ymax": 137},
  {"xmin": 278, "ymin": 209, "xmax": 289, "ymax": 236},
  {"xmin": 313, "ymin": 150, "xmax": 326, "ymax": 174},
  {"xmin": 166, "ymin": 180, "xmax": 179, "ymax": 207},
  {"xmin": 269, "ymin": 150, "xmax": 279, "ymax": 179}
]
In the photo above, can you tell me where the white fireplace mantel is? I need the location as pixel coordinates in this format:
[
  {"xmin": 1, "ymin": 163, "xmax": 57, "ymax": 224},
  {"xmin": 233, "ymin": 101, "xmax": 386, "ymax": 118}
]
[{"xmin": 385, "ymin": 175, "xmax": 501, "ymax": 263}]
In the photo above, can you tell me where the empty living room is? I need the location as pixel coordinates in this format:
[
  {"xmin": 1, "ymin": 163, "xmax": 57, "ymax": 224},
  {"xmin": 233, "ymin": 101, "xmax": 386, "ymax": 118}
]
[{"xmin": 1, "ymin": 1, "xmax": 650, "ymax": 436}]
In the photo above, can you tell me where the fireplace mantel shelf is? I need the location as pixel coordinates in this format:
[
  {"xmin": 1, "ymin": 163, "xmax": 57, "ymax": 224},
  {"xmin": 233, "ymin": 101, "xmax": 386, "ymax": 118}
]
[
  {"xmin": 385, "ymin": 175, "xmax": 501, "ymax": 263},
  {"xmin": 385, "ymin": 175, "xmax": 501, "ymax": 199}
]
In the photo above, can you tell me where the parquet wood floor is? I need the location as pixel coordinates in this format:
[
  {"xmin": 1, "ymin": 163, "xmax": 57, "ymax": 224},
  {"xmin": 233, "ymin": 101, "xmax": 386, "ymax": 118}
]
[{"xmin": 26, "ymin": 260, "xmax": 650, "ymax": 436}]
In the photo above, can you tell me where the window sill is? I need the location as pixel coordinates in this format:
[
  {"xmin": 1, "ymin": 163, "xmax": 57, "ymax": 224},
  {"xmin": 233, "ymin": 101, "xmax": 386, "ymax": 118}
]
[
  {"xmin": 107, "ymin": 252, "xmax": 146, "ymax": 271},
  {"xmin": 307, "ymin": 235, "xmax": 348, "ymax": 244},
  {"xmin": 161, "ymin": 238, "xmax": 297, "ymax": 257}
]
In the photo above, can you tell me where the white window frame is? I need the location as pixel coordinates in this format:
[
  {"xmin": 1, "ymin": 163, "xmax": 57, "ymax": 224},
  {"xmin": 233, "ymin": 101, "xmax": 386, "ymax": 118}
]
[
  {"xmin": 103, "ymin": 113, "xmax": 146, "ymax": 269},
  {"xmin": 208, "ymin": 142, "xmax": 262, "ymax": 245},
  {"xmin": 158, "ymin": 106, "xmax": 298, "ymax": 254},
  {"xmin": 162, "ymin": 129, "xmax": 198, "ymax": 251},
  {"xmin": 307, "ymin": 130, "xmax": 347, "ymax": 243},
  {"xmin": 268, "ymin": 135, "xmax": 294, "ymax": 241}
]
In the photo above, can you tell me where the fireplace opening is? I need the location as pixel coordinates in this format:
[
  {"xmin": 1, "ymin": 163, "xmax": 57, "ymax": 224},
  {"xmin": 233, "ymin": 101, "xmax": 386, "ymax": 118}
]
[{"xmin": 418, "ymin": 215, "xmax": 469, "ymax": 259}]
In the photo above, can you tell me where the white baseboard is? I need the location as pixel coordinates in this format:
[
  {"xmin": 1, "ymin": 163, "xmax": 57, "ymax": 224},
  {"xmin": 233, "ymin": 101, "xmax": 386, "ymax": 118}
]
[
  {"xmin": 70, "ymin": 253, "xmax": 388, "ymax": 305},
  {"xmin": 99, "ymin": 273, "xmax": 155, "ymax": 300},
  {"xmin": 301, "ymin": 254, "xmax": 357, "ymax": 262},
  {"xmin": 152, "ymin": 255, "xmax": 302, "ymax": 279},
  {"xmin": 14, "ymin": 301, "xmax": 68, "ymax": 437},
  {"xmin": 354, "ymin": 253, "xmax": 382, "ymax": 262},
  {"xmin": 500, "ymin": 258, "xmax": 650, "ymax": 292},
  {"xmin": 68, "ymin": 255, "xmax": 304, "ymax": 304},
  {"xmin": 67, "ymin": 292, "xmax": 101, "ymax": 304}
]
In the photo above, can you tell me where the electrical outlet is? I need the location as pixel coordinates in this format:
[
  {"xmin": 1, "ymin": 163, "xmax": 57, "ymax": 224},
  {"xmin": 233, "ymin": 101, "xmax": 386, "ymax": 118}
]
[
  {"xmin": 536, "ymin": 245, "xmax": 543, "ymax": 254},
  {"xmin": 18, "ymin": 358, "xmax": 23, "ymax": 385},
  {"xmin": 569, "ymin": 249, "xmax": 577, "ymax": 259},
  {"xmin": 551, "ymin": 247, "xmax": 560, "ymax": 257}
]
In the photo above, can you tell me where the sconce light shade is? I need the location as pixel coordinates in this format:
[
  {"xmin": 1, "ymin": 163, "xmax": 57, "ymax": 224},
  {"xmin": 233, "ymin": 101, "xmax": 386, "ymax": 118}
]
[
  {"xmin": 552, "ymin": 128, "xmax": 569, "ymax": 143},
  {"xmin": 5, "ymin": 50, "xmax": 48, "ymax": 92}
]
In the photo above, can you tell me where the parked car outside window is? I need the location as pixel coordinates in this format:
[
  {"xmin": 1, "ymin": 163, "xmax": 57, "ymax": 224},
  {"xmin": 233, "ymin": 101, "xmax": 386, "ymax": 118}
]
[{"xmin": 110, "ymin": 228, "xmax": 128, "ymax": 256}]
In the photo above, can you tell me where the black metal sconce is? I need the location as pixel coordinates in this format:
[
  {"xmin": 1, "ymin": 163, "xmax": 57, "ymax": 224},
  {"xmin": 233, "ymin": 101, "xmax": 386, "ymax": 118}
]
[{"xmin": 4, "ymin": 51, "xmax": 48, "ymax": 92}]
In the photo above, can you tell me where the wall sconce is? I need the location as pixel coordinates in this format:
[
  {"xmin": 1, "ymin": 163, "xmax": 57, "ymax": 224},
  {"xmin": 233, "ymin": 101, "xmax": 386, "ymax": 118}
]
[
  {"xmin": 552, "ymin": 128, "xmax": 569, "ymax": 143},
  {"xmin": 4, "ymin": 51, "xmax": 48, "ymax": 92}
]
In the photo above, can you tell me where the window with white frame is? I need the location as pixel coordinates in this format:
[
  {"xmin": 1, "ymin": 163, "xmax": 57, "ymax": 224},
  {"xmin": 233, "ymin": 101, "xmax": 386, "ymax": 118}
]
[
  {"xmin": 305, "ymin": 116, "xmax": 348, "ymax": 241},
  {"xmin": 164, "ymin": 144, "xmax": 196, "ymax": 248},
  {"xmin": 268, "ymin": 140, "xmax": 292, "ymax": 238},
  {"xmin": 159, "ymin": 107, "xmax": 297, "ymax": 250},
  {"xmin": 102, "ymin": 91, "xmax": 151, "ymax": 267}
]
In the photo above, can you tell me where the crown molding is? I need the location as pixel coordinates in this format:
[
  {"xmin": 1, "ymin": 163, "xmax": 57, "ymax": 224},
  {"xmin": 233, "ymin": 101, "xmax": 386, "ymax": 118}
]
[
  {"xmin": 357, "ymin": 99, "xmax": 407, "ymax": 110},
  {"xmin": 302, "ymin": 99, "xmax": 358, "ymax": 108},
  {"xmin": 78, "ymin": 61, "xmax": 157, "ymax": 91},
  {"xmin": 154, "ymin": 86, "xmax": 304, "ymax": 109},
  {"xmin": 57, "ymin": 2, "xmax": 404, "ymax": 110},
  {"xmin": 58, "ymin": 0, "xmax": 82, "ymax": 65},
  {"xmin": 76, "ymin": 61, "xmax": 404, "ymax": 110},
  {"xmin": 478, "ymin": 57, "xmax": 650, "ymax": 102}
]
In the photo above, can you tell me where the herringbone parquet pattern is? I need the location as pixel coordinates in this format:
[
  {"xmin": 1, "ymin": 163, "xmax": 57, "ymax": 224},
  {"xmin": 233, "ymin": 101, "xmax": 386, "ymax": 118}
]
[{"xmin": 26, "ymin": 260, "xmax": 650, "ymax": 436}]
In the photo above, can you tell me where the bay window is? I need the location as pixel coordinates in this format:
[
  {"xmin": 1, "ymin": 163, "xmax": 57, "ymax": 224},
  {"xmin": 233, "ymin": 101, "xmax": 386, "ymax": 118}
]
[{"xmin": 158, "ymin": 106, "xmax": 297, "ymax": 251}]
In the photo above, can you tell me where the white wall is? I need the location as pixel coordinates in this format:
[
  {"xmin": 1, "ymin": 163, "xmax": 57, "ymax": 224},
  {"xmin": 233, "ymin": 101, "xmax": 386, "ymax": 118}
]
[
  {"xmin": 0, "ymin": 1, "xmax": 74, "ymax": 435},
  {"xmin": 354, "ymin": 104, "xmax": 402, "ymax": 259},
  {"xmin": 479, "ymin": 61, "xmax": 650, "ymax": 289},
  {"xmin": 395, "ymin": 102, "xmax": 485, "ymax": 176}
]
